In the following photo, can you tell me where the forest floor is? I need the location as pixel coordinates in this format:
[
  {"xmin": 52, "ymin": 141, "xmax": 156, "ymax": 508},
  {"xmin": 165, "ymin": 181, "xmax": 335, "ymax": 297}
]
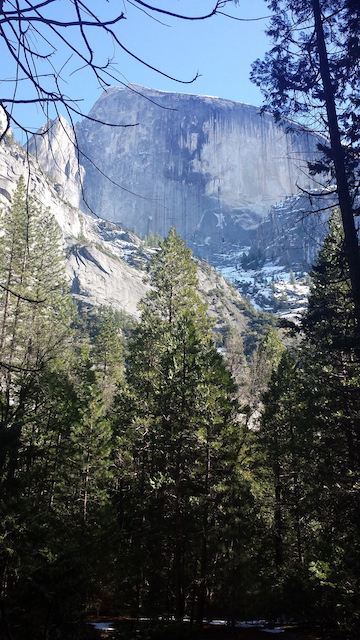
[
  {"xmin": 86, "ymin": 618, "xmax": 355, "ymax": 640},
  {"xmin": 198, "ymin": 625, "xmax": 346, "ymax": 640}
]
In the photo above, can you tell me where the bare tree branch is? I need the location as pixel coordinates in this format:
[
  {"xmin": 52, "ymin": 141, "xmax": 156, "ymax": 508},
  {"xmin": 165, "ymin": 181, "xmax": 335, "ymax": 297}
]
[
  {"xmin": 0, "ymin": 0, "xmax": 225, "ymax": 137},
  {"xmin": 0, "ymin": 282, "xmax": 47, "ymax": 303}
]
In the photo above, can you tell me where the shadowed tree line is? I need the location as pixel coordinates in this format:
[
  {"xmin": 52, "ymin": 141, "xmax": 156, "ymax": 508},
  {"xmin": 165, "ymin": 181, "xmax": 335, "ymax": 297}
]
[{"xmin": 0, "ymin": 180, "xmax": 359, "ymax": 639}]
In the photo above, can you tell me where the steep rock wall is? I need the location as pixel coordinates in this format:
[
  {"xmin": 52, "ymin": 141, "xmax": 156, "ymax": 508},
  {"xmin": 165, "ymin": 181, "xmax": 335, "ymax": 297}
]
[
  {"xmin": 80, "ymin": 87, "xmax": 323, "ymax": 256},
  {"xmin": 29, "ymin": 85, "xmax": 324, "ymax": 260},
  {"xmin": 0, "ymin": 126, "xmax": 250, "ymax": 326},
  {"xmin": 251, "ymin": 192, "xmax": 335, "ymax": 270},
  {"xmin": 27, "ymin": 115, "xmax": 84, "ymax": 210},
  {"xmin": 0, "ymin": 123, "xmax": 148, "ymax": 316}
]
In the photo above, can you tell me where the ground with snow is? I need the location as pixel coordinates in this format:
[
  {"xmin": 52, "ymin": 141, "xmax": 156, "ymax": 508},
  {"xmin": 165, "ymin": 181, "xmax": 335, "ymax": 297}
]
[{"xmin": 213, "ymin": 245, "xmax": 310, "ymax": 321}]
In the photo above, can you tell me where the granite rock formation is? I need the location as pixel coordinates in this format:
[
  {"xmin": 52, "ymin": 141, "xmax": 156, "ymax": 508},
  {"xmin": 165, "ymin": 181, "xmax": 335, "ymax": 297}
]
[
  {"xmin": 0, "ymin": 114, "xmax": 148, "ymax": 317},
  {"xmin": 27, "ymin": 114, "xmax": 84, "ymax": 210},
  {"xmin": 0, "ymin": 116, "xmax": 250, "ymax": 329},
  {"xmin": 251, "ymin": 192, "xmax": 334, "ymax": 271},
  {"xmin": 28, "ymin": 85, "xmax": 324, "ymax": 260}
]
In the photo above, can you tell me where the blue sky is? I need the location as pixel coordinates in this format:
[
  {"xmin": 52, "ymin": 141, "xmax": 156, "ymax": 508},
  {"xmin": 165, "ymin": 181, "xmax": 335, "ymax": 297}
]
[
  {"xmin": 112, "ymin": 0, "xmax": 271, "ymax": 103},
  {"xmin": 4, "ymin": 1, "xmax": 272, "ymax": 141}
]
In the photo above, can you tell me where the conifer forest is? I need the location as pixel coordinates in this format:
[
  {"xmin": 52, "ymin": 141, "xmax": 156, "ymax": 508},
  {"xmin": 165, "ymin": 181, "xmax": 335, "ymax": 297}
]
[
  {"xmin": 1, "ymin": 1, "xmax": 360, "ymax": 638},
  {"xmin": 0, "ymin": 178, "xmax": 359, "ymax": 639}
]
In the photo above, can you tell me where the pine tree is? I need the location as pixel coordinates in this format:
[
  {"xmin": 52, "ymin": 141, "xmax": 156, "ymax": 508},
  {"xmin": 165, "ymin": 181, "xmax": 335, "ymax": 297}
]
[
  {"xmin": 0, "ymin": 177, "xmax": 74, "ymax": 484},
  {"xmin": 251, "ymin": 0, "xmax": 360, "ymax": 322},
  {"xmin": 299, "ymin": 211, "xmax": 360, "ymax": 626},
  {"xmin": 69, "ymin": 347, "xmax": 113, "ymax": 523},
  {"xmin": 258, "ymin": 211, "xmax": 360, "ymax": 626},
  {"xmin": 0, "ymin": 177, "xmax": 73, "ymax": 520},
  {"xmin": 0, "ymin": 177, "xmax": 73, "ymax": 388},
  {"xmin": 261, "ymin": 351, "xmax": 314, "ymax": 568},
  {"xmin": 91, "ymin": 306, "xmax": 125, "ymax": 410},
  {"xmin": 302, "ymin": 210, "xmax": 359, "ymax": 468},
  {"xmin": 0, "ymin": 178, "xmax": 77, "ymax": 636},
  {"xmin": 112, "ymin": 228, "xmax": 241, "ymax": 621}
]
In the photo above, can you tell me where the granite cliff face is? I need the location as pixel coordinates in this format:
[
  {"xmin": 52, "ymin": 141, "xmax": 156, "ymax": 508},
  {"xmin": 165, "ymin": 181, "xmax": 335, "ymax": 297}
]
[
  {"xmin": 0, "ymin": 114, "xmax": 250, "ymax": 330},
  {"xmin": 10, "ymin": 86, "xmax": 338, "ymax": 319},
  {"xmin": 0, "ymin": 113, "xmax": 148, "ymax": 317},
  {"xmin": 27, "ymin": 114, "xmax": 84, "ymax": 210},
  {"xmin": 28, "ymin": 85, "xmax": 324, "ymax": 260},
  {"xmin": 251, "ymin": 192, "xmax": 334, "ymax": 270}
]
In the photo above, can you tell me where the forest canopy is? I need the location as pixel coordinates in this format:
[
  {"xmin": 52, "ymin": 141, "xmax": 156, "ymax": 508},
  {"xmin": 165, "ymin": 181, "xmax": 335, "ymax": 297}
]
[
  {"xmin": 1, "ymin": 1, "xmax": 360, "ymax": 637},
  {"xmin": 0, "ymin": 181, "xmax": 360, "ymax": 638}
]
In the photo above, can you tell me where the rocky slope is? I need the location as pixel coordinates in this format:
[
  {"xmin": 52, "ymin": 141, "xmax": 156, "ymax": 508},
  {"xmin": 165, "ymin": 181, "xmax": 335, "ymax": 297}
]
[
  {"xmin": 0, "ymin": 111, "xmax": 147, "ymax": 317},
  {"xmin": 28, "ymin": 85, "xmax": 325, "ymax": 261},
  {"xmin": 0, "ymin": 110, "xmax": 252, "ymax": 335},
  {"xmin": 250, "ymin": 192, "xmax": 334, "ymax": 270}
]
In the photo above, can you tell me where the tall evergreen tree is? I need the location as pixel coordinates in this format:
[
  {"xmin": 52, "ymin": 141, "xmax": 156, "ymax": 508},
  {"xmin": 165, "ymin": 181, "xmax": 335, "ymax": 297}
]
[
  {"xmin": 301, "ymin": 211, "xmax": 360, "ymax": 627},
  {"xmin": 0, "ymin": 178, "xmax": 77, "ymax": 636},
  {"xmin": 69, "ymin": 346, "xmax": 113, "ymax": 523},
  {"xmin": 261, "ymin": 351, "xmax": 313, "ymax": 569},
  {"xmin": 0, "ymin": 177, "xmax": 73, "ymax": 387},
  {"xmin": 0, "ymin": 177, "xmax": 74, "ymax": 488},
  {"xmin": 112, "ymin": 228, "xmax": 242, "ymax": 621},
  {"xmin": 259, "ymin": 211, "xmax": 360, "ymax": 627},
  {"xmin": 302, "ymin": 210, "xmax": 359, "ymax": 469},
  {"xmin": 0, "ymin": 176, "xmax": 73, "ymax": 514}
]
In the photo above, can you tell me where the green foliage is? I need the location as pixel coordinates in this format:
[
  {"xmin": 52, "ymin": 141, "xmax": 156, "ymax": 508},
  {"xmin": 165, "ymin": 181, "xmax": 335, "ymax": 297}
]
[
  {"xmin": 251, "ymin": 0, "xmax": 360, "ymax": 150},
  {"xmin": 251, "ymin": 0, "xmax": 360, "ymax": 321},
  {"xmin": 0, "ymin": 180, "xmax": 117, "ymax": 637},
  {"xmin": 111, "ymin": 228, "xmax": 254, "ymax": 622},
  {"xmin": 142, "ymin": 227, "xmax": 203, "ymax": 322},
  {"xmin": 304, "ymin": 210, "xmax": 356, "ymax": 350},
  {"xmin": 257, "ymin": 211, "xmax": 360, "ymax": 629},
  {"xmin": 90, "ymin": 306, "xmax": 126, "ymax": 406},
  {"xmin": 243, "ymin": 309, "xmax": 277, "ymax": 357},
  {"xmin": 2, "ymin": 188, "xmax": 360, "ymax": 634},
  {"xmin": 299, "ymin": 213, "xmax": 360, "ymax": 627},
  {"xmin": 0, "ymin": 177, "xmax": 73, "ymax": 375},
  {"xmin": 142, "ymin": 230, "xmax": 163, "ymax": 247}
]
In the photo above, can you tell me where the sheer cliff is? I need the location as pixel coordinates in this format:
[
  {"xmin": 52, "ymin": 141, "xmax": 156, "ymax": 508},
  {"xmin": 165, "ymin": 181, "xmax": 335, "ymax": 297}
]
[
  {"xmin": 0, "ymin": 111, "xmax": 148, "ymax": 316},
  {"xmin": 0, "ymin": 112, "xmax": 251, "ymax": 332},
  {"xmin": 28, "ymin": 85, "xmax": 324, "ymax": 261}
]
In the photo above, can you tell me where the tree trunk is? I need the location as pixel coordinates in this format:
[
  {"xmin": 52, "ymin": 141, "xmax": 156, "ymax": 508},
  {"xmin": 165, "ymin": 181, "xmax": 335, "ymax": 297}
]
[
  {"xmin": 174, "ymin": 459, "xmax": 184, "ymax": 620},
  {"xmin": 195, "ymin": 520, "xmax": 207, "ymax": 625},
  {"xmin": 311, "ymin": 0, "xmax": 360, "ymax": 327},
  {"xmin": 0, "ymin": 589, "xmax": 15, "ymax": 640},
  {"xmin": 293, "ymin": 473, "xmax": 304, "ymax": 565},
  {"xmin": 195, "ymin": 437, "xmax": 210, "ymax": 624},
  {"xmin": 274, "ymin": 463, "xmax": 284, "ymax": 566}
]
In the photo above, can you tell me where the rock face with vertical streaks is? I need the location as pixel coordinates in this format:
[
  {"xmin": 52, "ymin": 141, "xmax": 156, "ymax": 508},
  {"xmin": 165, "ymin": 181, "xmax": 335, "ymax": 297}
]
[{"xmin": 28, "ymin": 85, "xmax": 324, "ymax": 260}]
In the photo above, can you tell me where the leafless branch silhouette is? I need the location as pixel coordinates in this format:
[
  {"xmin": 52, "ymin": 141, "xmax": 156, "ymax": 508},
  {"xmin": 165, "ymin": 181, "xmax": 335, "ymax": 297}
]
[{"xmin": 0, "ymin": 0, "xmax": 232, "ymax": 138}]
